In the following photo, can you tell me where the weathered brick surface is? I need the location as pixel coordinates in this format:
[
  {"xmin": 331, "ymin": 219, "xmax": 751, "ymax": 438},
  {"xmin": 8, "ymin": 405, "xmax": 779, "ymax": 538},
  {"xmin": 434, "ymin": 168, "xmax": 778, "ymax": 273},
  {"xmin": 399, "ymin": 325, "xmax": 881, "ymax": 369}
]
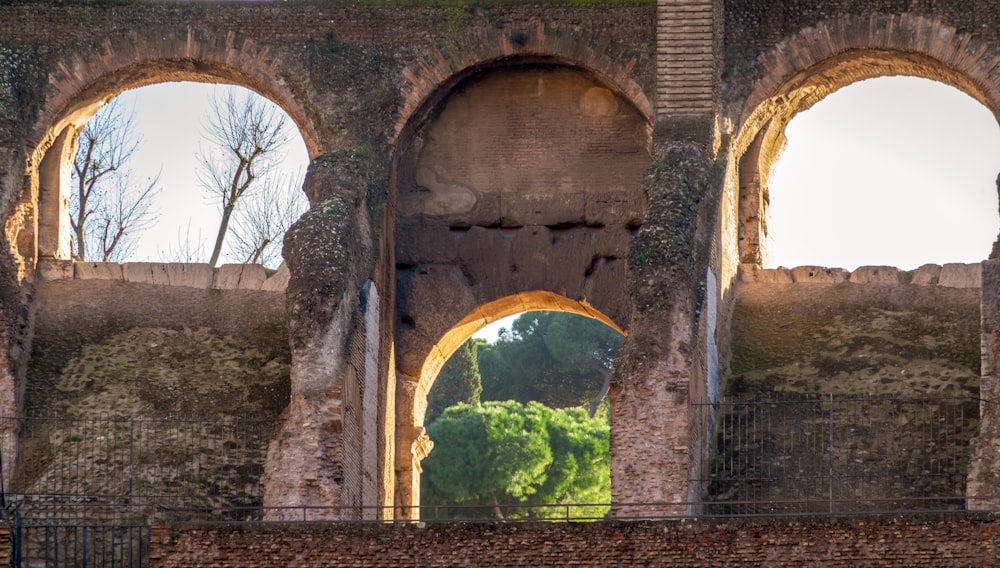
[{"xmin": 149, "ymin": 515, "xmax": 1000, "ymax": 567}]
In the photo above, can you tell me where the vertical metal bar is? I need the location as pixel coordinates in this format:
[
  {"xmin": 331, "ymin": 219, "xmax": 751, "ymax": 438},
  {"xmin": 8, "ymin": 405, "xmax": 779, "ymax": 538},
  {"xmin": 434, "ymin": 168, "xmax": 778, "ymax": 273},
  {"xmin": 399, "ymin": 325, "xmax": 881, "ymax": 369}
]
[
  {"xmin": 829, "ymin": 392, "xmax": 834, "ymax": 514},
  {"xmin": 129, "ymin": 419, "xmax": 135, "ymax": 504}
]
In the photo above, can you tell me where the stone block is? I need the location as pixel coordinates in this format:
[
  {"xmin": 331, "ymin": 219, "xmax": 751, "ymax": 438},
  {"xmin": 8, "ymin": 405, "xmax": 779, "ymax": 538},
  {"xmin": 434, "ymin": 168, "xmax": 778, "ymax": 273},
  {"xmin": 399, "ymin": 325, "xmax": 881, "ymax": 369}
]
[
  {"xmin": 585, "ymin": 190, "xmax": 645, "ymax": 226},
  {"xmin": 74, "ymin": 262, "xmax": 124, "ymax": 281},
  {"xmin": 500, "ymin": 192, "xmax": 586, "ymax": 227},
  {"xmin": 910, "ymin": 264, "xmax": 942, "ymax": 286},
  {"xmin": 849, "ymin": 266, "xmax": 901, "ymax": 284},
  {"xmin": 789, "ymin": 266, "xmax": 849, "ymax": 284},
  {"xmin": 939, "ymin": 262, "xmax": 982, "ymax": 289},
  {"xmin": 165, "ymin": 263, "xmax": 214, "ymax": 289},
  {"xmin": 742, "ymin": 266, "xmax": 792, "ymax": 284},
  {"xmin": 37, "ymin": 259, "xmax": 74, "ymax": 281},
  {"xmin": 214, "ymin": 264, "xmax": 268, "ymax": 290},
  {"xmin": 123, "ymin": 262, "xmax": 170, "ymax": 285},
  {"xmin": 457, "ymin": 226, "xmax": 513, "ymax": 297},
  {"xmin": 262, "ymin": 263, "xmax": 290, "ymax": 291},
  {"xmin": 396, "ymin": 224, "xmax": 460, "ymax": 265}
]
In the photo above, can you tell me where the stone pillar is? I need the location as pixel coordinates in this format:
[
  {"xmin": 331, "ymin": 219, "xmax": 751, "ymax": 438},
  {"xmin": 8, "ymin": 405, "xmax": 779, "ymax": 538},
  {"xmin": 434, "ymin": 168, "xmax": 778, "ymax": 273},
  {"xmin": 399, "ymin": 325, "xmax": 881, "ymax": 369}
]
[
  {"xmin": 968, "ymin": 259, "xmax": 1000, "ymax": 509},
  {"xmin": 262, "ymin": 153, "xmax": 380, "ymax": 520},
  {"xmin": 610, "ymin": 139, "xmax": 717, "ymax": 517}
]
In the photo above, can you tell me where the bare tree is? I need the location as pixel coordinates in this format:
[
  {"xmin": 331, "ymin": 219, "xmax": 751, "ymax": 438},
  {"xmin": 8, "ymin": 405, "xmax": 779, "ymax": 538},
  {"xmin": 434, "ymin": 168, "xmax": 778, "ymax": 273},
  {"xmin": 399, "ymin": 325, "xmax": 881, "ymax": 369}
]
[
  {"xmin": 69, "ymin": 100, "xmax": 160, "ymax": 262},
  {"xmin": 197, "ymin": 89, "xmax": 290, "ymax": 267},
  {"xmin": 229, "ymin": 171, "xmax": 307, "ymax": 267}
]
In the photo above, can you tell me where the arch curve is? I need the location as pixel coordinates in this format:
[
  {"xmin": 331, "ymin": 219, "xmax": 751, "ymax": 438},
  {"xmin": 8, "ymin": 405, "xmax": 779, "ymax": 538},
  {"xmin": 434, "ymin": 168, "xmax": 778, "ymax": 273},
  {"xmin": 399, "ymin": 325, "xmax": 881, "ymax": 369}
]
[
  {"xmin": 36, "ymin": 27, "xmax": 321, "ymax": 159},
  {"xmin": 728, "ymin": 13, "xmax": 1000, "ymax": 268},
  {"xmin": 393, "ymin": 20, "xmax": 653, "ymax": 145}
]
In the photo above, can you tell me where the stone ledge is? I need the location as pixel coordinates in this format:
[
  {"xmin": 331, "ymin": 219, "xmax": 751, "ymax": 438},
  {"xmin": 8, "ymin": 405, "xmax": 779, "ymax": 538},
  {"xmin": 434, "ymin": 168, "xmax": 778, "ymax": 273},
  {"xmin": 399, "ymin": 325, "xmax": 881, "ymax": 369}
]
[
  {"xmin": 44, "ymin": 261, "xmax": 288, "ymax": 291},
  {"xmin": 740, "ymin": 263, "xmax": 983, "ymax": 289}
]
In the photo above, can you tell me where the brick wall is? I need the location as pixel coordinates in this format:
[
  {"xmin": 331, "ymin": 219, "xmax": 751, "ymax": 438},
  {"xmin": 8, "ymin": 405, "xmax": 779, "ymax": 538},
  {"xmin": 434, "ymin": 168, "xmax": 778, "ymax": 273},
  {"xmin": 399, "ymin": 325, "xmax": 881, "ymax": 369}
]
[{"xmin": 149, "ymin": 514, "xmax": 1000, "ymax": 567}]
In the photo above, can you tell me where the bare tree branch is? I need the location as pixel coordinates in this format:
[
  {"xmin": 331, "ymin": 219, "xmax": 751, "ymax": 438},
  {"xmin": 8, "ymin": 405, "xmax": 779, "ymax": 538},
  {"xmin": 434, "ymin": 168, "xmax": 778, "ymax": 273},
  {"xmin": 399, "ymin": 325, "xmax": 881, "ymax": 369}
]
[
  {"xmin": 69, "ymin": 99, "xmax": 159, "ymax": 262},
  {"xmin": 197, "ymin": 88, "xmax": 290, "ymax": 267},
  {"xmin": 229, "ymin": 171, "xmax": 307, "ymax": 268}
]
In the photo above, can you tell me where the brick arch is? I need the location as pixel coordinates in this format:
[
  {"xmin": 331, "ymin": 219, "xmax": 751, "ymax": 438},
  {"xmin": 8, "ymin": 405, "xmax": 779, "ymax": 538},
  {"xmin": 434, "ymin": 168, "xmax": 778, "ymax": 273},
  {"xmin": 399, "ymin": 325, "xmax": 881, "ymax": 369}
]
[
  {"xmin": 35, "ymin": 27, "xmax": 320, "ymax": 157},
  {"xmin": 728, "ymin": 13, "xmax": 1000, "ymax": 269},
  {"xmin": 19, "ymin": 27, "xmax": 323, "ymax": 268},
  {"xmin": 394, "ymin": 290, "xmax": 624, "ymax": 519},
  {"xmin": 393, "ymin": 20, "xmax": 652, "ymax": 145}
]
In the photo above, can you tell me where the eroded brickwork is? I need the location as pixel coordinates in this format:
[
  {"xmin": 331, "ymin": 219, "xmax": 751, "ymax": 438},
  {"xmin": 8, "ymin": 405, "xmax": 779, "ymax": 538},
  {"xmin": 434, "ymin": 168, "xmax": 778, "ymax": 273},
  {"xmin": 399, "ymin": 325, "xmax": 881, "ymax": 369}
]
[{"xmin": 149, "ymin": 515, "xmax": 1000, "ymax": 567}]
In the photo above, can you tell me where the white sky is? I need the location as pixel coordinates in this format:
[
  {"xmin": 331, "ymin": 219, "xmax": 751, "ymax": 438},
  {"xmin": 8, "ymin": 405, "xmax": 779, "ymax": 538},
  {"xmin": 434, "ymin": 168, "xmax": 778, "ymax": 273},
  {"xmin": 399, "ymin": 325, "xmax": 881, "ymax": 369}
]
[
  {"xmin": 109, "ymin": 82, "xmax": 310, "ymax": 264},
  {"xmin": 766, "ymin": 76, "xmax": 1000, "ymax": 271}
]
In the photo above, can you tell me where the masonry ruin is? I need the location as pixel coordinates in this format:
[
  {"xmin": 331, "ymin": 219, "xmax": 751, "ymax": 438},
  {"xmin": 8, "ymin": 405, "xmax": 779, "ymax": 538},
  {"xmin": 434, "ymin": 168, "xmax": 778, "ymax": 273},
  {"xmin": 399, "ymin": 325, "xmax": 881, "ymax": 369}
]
[{"xmin": 0, "ymin": 1, "xmax": 997, "ymax": 533}]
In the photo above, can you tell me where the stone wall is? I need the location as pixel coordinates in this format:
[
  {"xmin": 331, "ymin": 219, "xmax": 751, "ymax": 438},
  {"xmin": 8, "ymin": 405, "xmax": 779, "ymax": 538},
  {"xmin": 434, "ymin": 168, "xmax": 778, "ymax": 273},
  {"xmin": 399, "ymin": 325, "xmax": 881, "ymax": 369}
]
[
  {"xmin": 148, "ymin": 514, "xmax": 1000, "ymax": 567},
  {"xmin": 729, "ymin": 263, "xmax": 982, "ymax": 399}
]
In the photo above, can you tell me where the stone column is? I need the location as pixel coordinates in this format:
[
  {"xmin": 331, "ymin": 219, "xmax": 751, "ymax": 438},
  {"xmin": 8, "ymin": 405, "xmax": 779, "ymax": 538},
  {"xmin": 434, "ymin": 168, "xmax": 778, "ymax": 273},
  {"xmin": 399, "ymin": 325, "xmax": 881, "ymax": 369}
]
[
  {"xmin": 968, "ymin": 259, "xmax": 1000, "ymax": 509},
  {"xmin": 610, "ymin": 138, "xmax": 718, "ymax": 517},
  {"xmin": 262, "ymin": 153, "xmax": 379, "ymax": 520}
]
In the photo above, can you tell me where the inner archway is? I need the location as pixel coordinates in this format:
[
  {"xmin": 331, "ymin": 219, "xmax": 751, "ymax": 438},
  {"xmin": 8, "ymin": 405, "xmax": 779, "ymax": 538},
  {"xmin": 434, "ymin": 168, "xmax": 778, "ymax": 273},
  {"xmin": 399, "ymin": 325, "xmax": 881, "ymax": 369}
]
[
  {"xmin": 420, "ymin": 309, "xmax": 623, "ymax": 519},
  {"xmin": 395, "ymin": 292, "xmax": 625, "ymax": 519}
]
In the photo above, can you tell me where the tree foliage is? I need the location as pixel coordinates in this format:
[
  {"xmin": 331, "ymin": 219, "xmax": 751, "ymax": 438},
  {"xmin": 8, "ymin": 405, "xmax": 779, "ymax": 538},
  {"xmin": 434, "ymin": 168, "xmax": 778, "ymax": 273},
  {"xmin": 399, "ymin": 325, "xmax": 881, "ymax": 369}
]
[
  {"xmin": 70, "ymin": 99, "xmax": 159, "ymax": 262},
  {"xmin": 421, "ymin": 400, "xmax": 609, "ymax": 519},
  {"xmin": 478, "ymin": 312, "xmax": 624, "ymax": 411},
  {"xmin": 425, "ymin": 339, "xmax": 484, "ymax": 425}
]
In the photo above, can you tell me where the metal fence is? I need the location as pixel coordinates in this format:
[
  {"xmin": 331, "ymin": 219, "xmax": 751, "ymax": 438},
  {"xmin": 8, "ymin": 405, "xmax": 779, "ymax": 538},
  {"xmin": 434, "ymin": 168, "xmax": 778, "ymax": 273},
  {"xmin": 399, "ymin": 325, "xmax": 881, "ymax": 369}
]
[
  {"xmin": 692, "ymin": 394, "xmax": 982, "ymax": 515},
  {"xmin": 3, "ymin": 414, "xmax": 274, "ymax": 509}
]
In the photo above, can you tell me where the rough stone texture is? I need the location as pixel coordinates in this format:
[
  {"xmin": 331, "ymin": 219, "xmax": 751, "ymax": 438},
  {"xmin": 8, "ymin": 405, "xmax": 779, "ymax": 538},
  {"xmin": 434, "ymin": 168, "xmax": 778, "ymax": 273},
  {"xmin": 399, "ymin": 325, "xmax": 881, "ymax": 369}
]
[
  {"xmin": 74, "ymin": 261, "xmax": 123, "ymax": 281},
  {"xmin": 969, "ymin": 260, "xmax": 1000, "ymax": 508},
  {"xmin": 727, "ymin": 281, "xmax": 980, "ymax": 398},
  {"xmin": 1, "ymin": 0, "xmax": 1000, "ymax": 531},
  {"xmin": 213, "ymin": 264, "xmax": 267, "ymax": 290},
  {"xmin": 911, "ymin": 263, "xmax": 943, "ymax": 286},
  {"xmin": 849, "ymin": 265, "xmax": 902, "ymax": 284},
  {"xmin": 940, "ymin": 262, "xmax": 983, "ymax": 289},
  {"xmin": 789, "ymin": 266, "xmax": 850, "ymax": 284},
  {"xmin": 149, "ymin": 515, "xmax": 1000, "ymax": 567},
  {"xmin": 25, "ymin": 279, "xmax": 289, "ymax": 417}
]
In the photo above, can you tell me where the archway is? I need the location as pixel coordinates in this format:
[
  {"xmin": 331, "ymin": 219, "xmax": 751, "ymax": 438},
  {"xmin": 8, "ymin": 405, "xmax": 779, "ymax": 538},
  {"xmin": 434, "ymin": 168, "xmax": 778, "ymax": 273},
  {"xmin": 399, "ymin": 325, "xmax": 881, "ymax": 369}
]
[
  {"xmin": 20, "ymin": 57, "xmax": 320, "ymax": 278},
  {"xmin": 765, "ymin": 76, "xmax": 1000, "ymax": 270},
  {"xmin": 395, "ymin": 292, "xmax": 626, "ymax": 519},
  {"xmin": 728, "ymin": 53, "xmax": 1000, "ymax": 276}
]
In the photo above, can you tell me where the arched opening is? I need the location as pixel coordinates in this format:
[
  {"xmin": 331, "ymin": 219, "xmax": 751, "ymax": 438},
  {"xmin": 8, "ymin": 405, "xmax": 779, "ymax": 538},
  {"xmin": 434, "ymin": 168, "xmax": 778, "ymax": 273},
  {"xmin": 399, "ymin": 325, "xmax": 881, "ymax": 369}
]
[
  {"xmin": 392, "ymin": 55, "xmax": 650, "ymax": 518},
  {"xmin": 764, "ymin": 76, "xmax": 1000, "ymax": 270},
  {"xmin": 717, "ymin": 48, "xmax": 998, "ymax": 514},
  {"xmin": 59, "ymin": 82, "xmax": 309, "ymax": 266},
  {"xmin": 22, "ymin": 60, "xmax": 319, "ymax": 278},
  {"xmin": 729, "ymin": 50, "xmax": 1000, "ymax": 273},
  {"xmin": 10, "ymin": 61, "xmax": 317, "ymax": 520},
  {"xmin": 403, "ymin": 294, "xmax": 625, "ymax": 520}
]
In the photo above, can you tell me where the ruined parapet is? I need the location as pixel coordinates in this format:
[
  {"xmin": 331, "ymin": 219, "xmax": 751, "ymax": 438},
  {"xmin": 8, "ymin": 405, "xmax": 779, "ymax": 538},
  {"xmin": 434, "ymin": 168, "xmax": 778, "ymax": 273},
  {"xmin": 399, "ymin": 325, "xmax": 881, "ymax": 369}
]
[
  {"xmin": 740, "ymin": 263, "xmax": 982, "ymax": 288},
  {"xmin": 36, "ymin": 259, "xmax": 291, "ymax": 292}
]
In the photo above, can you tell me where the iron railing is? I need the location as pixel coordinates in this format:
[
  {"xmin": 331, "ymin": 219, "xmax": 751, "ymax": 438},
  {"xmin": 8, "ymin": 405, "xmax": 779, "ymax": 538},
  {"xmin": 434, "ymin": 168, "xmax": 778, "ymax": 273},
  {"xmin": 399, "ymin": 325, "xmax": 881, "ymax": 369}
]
[
  {"xmin": 692, "ymin": 394, "xmax": 983, "ymax": 515},
  {"xmin": 2, "ymin": 414, "xmax": 274, "ymax": 509}
]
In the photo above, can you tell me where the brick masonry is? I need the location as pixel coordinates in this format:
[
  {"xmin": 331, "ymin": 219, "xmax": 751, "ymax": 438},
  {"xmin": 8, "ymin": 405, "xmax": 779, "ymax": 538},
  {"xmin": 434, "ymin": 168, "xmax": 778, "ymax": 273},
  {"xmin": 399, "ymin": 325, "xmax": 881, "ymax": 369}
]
[{"xmin": 148, "ymin": 514, "xmax": 1000, "ymax": 567}]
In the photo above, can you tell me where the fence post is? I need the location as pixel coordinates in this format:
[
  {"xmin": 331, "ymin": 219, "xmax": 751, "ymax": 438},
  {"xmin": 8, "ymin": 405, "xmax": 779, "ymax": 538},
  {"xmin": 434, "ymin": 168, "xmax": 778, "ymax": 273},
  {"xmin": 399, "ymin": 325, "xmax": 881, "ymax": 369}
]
[
  {"xmin": 129, "ymin": 418, "xmax": 135, "ymax": 503},
  {"xmin": 828, "ymin": 393, "xmax": 834, "ymax": 514}
]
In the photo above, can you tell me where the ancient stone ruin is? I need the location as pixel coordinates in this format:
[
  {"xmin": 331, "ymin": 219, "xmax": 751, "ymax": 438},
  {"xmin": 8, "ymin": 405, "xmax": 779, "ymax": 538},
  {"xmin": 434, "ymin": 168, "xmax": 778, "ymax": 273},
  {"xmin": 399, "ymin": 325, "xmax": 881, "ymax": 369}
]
[{"xmin": 0, "ymin": 1, "xmax": 997, "ymax": 530}]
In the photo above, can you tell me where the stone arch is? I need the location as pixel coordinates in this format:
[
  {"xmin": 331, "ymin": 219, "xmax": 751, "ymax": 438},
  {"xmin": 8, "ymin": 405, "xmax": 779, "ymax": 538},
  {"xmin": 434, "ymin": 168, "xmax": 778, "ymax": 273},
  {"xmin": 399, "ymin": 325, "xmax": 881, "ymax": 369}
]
[
  {"xmin": 395, "ymin": 290, "xmax": 624, "ymax": 518},
  {"xmin": 727, "ymin": 14, "xmax": 1000, "ymax": 271},
  {"xmin": 393, "ymin": 20, "xmax": 652, "ymax": 145},
  {"xmin": 391, "ymin": 35, "xmax": 652, "ymax": 516},
  {"xmin": 18, "ymin": 27, "xmax": 321, "ymax": 272}
]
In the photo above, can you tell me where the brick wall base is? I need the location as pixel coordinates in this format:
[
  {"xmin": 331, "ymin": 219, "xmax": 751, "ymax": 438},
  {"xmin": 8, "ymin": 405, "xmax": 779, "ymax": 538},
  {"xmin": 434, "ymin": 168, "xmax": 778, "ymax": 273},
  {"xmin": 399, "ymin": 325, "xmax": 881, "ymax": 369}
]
[{"xmin": 150, "ymin": 513, "xmax": 1000, "ymax": 567}]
